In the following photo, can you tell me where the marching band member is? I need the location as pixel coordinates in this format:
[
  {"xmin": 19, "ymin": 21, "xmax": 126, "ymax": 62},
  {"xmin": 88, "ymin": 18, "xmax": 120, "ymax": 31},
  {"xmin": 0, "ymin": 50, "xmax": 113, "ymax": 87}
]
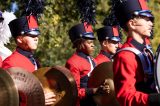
[
  {"xmin": 66, "ymin": 22, "xmax": 110, "ymax": 106},
  {"xmin": 112, "ymin": 0, "xmax": 160, "ymax": 106},
  {"xmin": 66, "ymin": 22, "xmax": 98, "ymax": 106},
  {"xmin": 66, "ymin": 0, "xmax": 111, "ymax": 105},
  {"xmin": 2, "ymin": 15, "xmax": 41, "ymax": 72},
  {"xmin": 2, "ymin": 0, "xmax": 56, "ymax": 105},
  {"xmin": 95, "ymin": 25, "xmax": 121, "ymax": 64},
  {"xmin": 2, "ymin": 14, "xmax": 56, "ymax": 106},
  {"xmin": 66, "ymin": 22, "xmax": 108, "ymax": 106}
]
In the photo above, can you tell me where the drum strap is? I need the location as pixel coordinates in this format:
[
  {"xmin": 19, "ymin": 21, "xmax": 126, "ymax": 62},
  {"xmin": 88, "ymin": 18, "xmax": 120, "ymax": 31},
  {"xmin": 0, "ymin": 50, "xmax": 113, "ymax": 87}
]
[
  {"xmin": 87, "ymin": 56, "xmax": 96, "ymax": 77},
  {"xmin": 117, "ymin": 47, "xmax": 153, "ymax": 75}
]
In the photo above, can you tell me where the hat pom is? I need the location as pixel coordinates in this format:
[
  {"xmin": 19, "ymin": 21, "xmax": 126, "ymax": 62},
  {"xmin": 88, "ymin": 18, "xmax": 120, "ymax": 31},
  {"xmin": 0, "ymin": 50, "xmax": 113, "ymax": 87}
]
[
  {"xmin": 0, "ymin": 11, "xmax": 16, "ymax": 46},
  {"xmin": 21, "ymin": 0, "xmax": 45, "ymax": 16},
  {"xmin": 77, "ymin": 0, "xmax": 97, "ymax": 25}
]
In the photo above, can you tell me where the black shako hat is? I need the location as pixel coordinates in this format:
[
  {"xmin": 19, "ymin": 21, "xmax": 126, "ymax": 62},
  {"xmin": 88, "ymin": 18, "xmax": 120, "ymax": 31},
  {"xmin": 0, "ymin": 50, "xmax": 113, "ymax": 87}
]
[
  {"xmin": 113, "ymin": 0, "xmax": 154, "ymax": 28},
  {"xmin": 9, "ymin": 15, "xmax": 40, "ymax": 38},
  {"xmin": 69, "ymin": 22, "xmax": 95, "ymax": 43},
  {"xmin": 97, "ymin": 26, "xmax": 121, "ymax": 42}
]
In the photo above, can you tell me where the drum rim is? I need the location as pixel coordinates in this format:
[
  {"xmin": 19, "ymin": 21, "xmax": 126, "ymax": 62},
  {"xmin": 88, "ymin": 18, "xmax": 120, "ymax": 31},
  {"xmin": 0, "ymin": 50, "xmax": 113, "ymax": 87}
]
[{"xmin": 154, "ymin": 45, "xmax": 160, "ymax": 93}]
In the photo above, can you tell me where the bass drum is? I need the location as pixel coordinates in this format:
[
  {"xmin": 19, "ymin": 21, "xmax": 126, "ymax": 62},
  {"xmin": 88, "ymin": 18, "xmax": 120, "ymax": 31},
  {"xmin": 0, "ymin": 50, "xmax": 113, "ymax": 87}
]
[
  {"xmin": 154, "ymin": 44, "xmax": 160, "ymax": 93},
  {"xmin": 88, "ymin": 62, "xmax": 119, "ymax": 106},
  {"xmin": 33, "ymin": 66, "xmax": 78, "ymax": 106}
]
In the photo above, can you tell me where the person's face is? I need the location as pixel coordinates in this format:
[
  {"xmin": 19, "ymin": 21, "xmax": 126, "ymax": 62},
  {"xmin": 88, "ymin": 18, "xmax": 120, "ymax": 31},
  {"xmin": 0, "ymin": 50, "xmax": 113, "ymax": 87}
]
[
  {"xmin": 103, "ymin": 40, "xmax": 119, "ymax": 54},
  {"xmin": 17, "ymin": 35, "xmax": 39, "ymax": 51},
  {"xmin": 131, "ymin": 16, "xmax": 153, "ymax": 37},
  {"xmin": 81, "ymin": 39, "xmax": 95, "ymax": 55}
]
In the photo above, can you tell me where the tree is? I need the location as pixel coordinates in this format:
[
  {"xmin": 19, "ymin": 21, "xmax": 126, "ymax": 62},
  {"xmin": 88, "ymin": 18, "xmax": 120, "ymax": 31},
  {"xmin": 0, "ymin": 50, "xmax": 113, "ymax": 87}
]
[
  {"xmin": 0, "ymin": 0, "xmax": 109, "ymax": 66},
  {"xmin": 1, "ymin": 0, "xmax": 159, "ymax": 67},
  {"xmin": 149, "ymin": 0, "xmax": 160, "ymax": 52}
]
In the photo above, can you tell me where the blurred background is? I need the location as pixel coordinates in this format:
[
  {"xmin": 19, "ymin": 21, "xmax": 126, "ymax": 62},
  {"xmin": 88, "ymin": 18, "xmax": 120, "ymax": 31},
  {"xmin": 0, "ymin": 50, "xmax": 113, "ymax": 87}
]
[{"xmin": 0, "ymin": 0, "xmax": 159, "ymax": 66}]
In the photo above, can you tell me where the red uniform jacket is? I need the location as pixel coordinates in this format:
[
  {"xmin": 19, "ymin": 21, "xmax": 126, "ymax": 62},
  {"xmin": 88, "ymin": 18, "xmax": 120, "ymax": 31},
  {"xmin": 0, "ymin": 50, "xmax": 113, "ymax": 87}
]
[
  {"xmin": 65, "ymin": 51, "xmax": 96, "ymax": 105},
  {"xmin": 2, "ymin": 48, "xmax": 36, "ymax": 73},
  {"xmin": 113, "ymin": 37, "xmax": 153, "ymax": 106},
  {"xmin": 2, "ymin": 48, "xmax": 40, "ymax": 106},
  {"xmin": 95, "ymin": 50, "xmax": 111, "ymax": 65}
]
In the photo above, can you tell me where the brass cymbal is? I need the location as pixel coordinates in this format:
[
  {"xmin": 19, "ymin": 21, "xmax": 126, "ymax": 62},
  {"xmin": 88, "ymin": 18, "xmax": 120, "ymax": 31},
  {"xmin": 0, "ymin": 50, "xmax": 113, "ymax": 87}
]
[
  {"xmin": 0, "ymin": 68, "xmax": 19, "ymax": 106},
  {"xmin": 88, "ymin": 62, "xmax": 119, "ymax": 106},
  {"xmin": 33, "ymin": 66, "xmax": 78, "ymax": 106},
  {"xmin": 6, "ymin": 67, "xmax": 45, "ymax": 106}
]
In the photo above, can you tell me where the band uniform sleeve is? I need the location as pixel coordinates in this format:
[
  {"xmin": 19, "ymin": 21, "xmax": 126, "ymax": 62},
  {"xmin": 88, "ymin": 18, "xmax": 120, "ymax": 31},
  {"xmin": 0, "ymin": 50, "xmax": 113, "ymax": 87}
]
[
  {"xmin": 2, "ymin": 58, "xmax": 12, "ymax": 69},
  {"xmin": 113, "ymin": 51, "xmax": 149, "ymax": 106},
  {"xmin": 65, "ymin": 62, "xmax": 87, "ymax": 99}
]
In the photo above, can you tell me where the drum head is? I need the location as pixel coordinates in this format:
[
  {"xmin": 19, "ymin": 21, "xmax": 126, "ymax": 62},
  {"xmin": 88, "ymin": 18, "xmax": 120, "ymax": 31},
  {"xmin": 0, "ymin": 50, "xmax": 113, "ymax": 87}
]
[
  {"xmin": 0, "ymin": 68, "xmax": 19, "ymax": 106},
  {"xmin": 154, "ymin": 45, "xmax": 160, "ymax": 93},
  {"xmin": 33, "ymin": 66, "xmax": 78, "ymax": 106},
  {"xmin": 6, "ymin": 67, "xmax": 45, "ymax": 106},
  {"xmin": 88, "ymin": 62, "xmax": 119, "ymax": 106}
]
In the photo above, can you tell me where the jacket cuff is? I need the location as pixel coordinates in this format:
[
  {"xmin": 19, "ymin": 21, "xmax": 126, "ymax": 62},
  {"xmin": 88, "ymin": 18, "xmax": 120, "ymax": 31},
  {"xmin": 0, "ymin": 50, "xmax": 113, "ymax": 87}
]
[
  {"xmin": 85, "ymin": 88, "xmax": 94, "ymax": 97},
  {"xmin": 149, "ymin": 93, "xmax": 160, "ymax": 106}
]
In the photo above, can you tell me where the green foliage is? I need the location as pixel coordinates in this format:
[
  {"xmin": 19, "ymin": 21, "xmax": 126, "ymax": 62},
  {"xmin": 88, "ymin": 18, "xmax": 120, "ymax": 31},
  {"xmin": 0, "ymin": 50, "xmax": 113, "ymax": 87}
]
[
  {"xmin": 36, "ymin": 0, "xmax": 79, "ymax": 66},
  {"xmin": 0, "ymin": 0, "xmax": 11, "ymax": 10},
  {"xmin": 37, "ymin": 0, "xmax": 109, "ymax": 66},
  {"xmin": 149, "ymin": 0, "xmax": 160, "ymax": 52},
  {"xmin": 1, "ymin": 0, "xmax": 160, "ymax": 67}
]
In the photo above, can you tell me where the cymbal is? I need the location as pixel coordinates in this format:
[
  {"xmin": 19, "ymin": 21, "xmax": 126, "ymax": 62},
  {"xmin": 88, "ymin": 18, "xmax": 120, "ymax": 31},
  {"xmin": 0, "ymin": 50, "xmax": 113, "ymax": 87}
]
[
  {"xmin": 33, "ymin": 66, "xmax": 78, "ymax": 106},
  {"xmin": 88, "ymin": 62, "xmax": 119, "ymax": 106},
  {"xmin": 0, "ymin": 68, "xmax": 19, "ymax": 106},
  {"xmin": 6, "ymin": 67, "xmax": 45, "ymax": 106}
]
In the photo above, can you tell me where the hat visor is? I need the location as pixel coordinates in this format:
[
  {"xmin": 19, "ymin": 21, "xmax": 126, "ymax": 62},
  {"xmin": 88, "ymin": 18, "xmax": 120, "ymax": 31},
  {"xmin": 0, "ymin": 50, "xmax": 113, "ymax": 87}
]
[
  {"xmin": 109, "ymin": 37, "xmax": 121, "ymax": 42},
  {"xmin": 139, "ymin": 12, "xmax": 153, "ymax": 18},
  {"xmin": 134, "ymin": 10, "xmax": 154, "ymax": 21},
  {"xmin": 27, "ymin": 30, "xmax": 40, "ymax": 36},
  {"xmin": 82, "ymin": 32, "xmax": 96, "ymax": 40},
  {"xmin": 83, "ymin": 36, "xmax": 96, "ymax": 40}
]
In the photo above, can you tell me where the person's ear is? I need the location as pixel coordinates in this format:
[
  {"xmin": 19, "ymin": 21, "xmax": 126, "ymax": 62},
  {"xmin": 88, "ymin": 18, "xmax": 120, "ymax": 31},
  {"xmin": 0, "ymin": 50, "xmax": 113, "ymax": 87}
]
[
  {"xmin": 128, "ymin": 19, "xmax": 136, "ymax": 30},
  {"xmin": 16, "ymin": 36, "xmax": 23, "ymax": 44},
  {"xmin": 81, "ymin": 42, "xmax": 85, "ymax": 49},
  {"xmin": 102, "ymin": 40, "xmax": 108, "ymax": 47}
]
